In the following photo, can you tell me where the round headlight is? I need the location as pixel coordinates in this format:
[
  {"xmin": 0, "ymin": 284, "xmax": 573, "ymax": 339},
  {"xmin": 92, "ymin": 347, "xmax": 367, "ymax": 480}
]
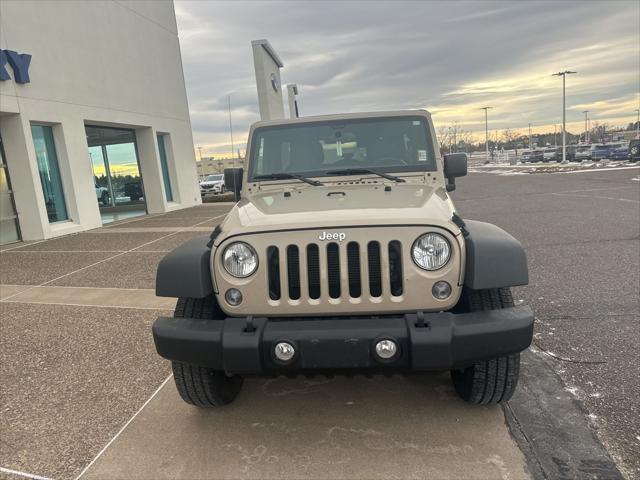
[
  {"xmin": 412, "ymin": 233, "xmax": 451, "ymax": 270},
  {"xmin": 223, "ymin": 242, "xmax": 258, "ymax": 277}
]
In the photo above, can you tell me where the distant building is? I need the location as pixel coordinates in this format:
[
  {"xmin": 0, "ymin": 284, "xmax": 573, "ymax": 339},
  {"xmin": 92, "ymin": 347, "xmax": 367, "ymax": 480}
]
[{"xmin": 609, "ymin": 131, "xmax": 638, "ymax": 142}]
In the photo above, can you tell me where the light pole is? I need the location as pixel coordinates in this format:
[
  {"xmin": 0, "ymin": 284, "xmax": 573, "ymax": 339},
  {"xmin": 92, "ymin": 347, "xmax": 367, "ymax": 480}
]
[
  {"xmin": 552, "ymin": 70, "xmax": 577, "ymax": 163},
  {"xmin": 197, "ymin": 146, "xmax": 203, "ymax": 161},
  {"xmin": 554, "ymin": 125, "xmax": 557, "ymax": 148},
  {"xmin": 635, "ymin": 109, "xmax": 640, "ymax": 139},
  {"xmin": 481, "ymin": 106, "xmax": 492, "ymax": 163},
  {"xmin": 582, "ymin": 110, "xmax": 589, "ymax": 144},
  {"xmin": 529, "ymin": 123, "xmax": 532, "ymax": 149}
]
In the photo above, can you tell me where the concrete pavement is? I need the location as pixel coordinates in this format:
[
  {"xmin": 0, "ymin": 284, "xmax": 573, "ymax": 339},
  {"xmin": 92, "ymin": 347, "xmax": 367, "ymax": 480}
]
[
  {"xmin": 81, "ymin": 374, "xmax": 530, "ymax": 480},
  {"xmin": 1, "ymin": 169, "xmax": 637, "ymax": 479}
]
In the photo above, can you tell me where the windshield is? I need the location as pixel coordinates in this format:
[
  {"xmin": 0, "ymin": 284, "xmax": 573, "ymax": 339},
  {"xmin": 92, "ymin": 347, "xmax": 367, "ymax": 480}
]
[
  {"xmin": 248, "ymin": 116, "xmax": 436, "ymax": 181},
  {"xmin": 204, "ymin": 174, "xmax": 223, "ymax": 182}
]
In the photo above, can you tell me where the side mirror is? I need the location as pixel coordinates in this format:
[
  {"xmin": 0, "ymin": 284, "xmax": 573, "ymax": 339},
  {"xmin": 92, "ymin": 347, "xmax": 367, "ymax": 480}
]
[
  {"xmin": 224, "ymin": 168, "xmax": 243, "ymax": 201},
  {"xmin": 443, "ymin": 153, "xmax": 468, "ymax": 192}
]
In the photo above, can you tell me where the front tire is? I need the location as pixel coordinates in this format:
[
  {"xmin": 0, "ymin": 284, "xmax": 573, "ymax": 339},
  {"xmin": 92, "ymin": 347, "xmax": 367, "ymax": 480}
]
[
  {"xmin": 172, "ymin": 361, "xmax": 243, "ymax": 407},
  {"xmin": 171, "ymin": 296, "xmax": 243, "ymax": 407},
  {"xmin": 451, "ymin": 287, "xmax": 521, "ymax": 405}
]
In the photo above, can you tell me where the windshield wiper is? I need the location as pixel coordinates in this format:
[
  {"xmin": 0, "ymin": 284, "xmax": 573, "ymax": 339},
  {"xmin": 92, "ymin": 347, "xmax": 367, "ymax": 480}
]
[
  {"xmin": 253, "ymin": 173, "xmax": 323, "ymax": 186},
  {"xmin": 325, "ymin": 168, "xmax": 406, "ymax": 183}
]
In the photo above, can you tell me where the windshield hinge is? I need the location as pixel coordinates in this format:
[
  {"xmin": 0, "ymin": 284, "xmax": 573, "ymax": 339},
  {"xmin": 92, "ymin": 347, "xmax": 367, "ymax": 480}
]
[{"xmin": 451, "ymin": 212, "xmax": 468, "ymax": 237}]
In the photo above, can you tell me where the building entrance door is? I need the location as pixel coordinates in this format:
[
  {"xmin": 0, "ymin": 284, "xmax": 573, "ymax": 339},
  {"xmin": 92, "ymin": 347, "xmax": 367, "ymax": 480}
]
[
  {"xmin": 0, "ymin": 133, "xmax": 21, "ymax": 245},
  {"xmin": 86, "ymin": 126, "xmax": 146, "ymax": 224}
]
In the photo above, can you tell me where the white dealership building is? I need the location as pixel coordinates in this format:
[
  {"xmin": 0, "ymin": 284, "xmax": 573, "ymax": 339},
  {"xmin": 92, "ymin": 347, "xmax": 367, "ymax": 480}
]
[{"xmin": 0, "ymin": 0, "xmax": 201, "ymax": 244}]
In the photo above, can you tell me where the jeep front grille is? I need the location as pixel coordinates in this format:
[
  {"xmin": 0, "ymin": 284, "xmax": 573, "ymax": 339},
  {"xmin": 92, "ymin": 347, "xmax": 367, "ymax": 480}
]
[{"xmin": 267, "ymin": 240, "xmax": 404, "ymax": 301}]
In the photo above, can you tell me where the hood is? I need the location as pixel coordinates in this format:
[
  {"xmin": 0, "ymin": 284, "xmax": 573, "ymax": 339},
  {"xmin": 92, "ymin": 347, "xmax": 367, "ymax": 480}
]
[
  {"xmin": 214, "ymin": 182, "xmax": 460, "ymax": 245},
  {"xmin": 200, "ymin": 180, "xmax": 223, "ymax": 186}
]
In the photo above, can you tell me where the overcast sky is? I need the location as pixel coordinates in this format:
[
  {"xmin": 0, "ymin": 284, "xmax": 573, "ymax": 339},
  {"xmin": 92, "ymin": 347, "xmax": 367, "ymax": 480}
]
[{"xmin": 175, "ymin": 0, "xmax": 640, "ymax": 157}]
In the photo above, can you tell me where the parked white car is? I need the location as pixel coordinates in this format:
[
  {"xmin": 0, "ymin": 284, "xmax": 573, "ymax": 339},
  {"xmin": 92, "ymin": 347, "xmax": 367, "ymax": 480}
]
[
  {"xmin": 96, "ymin": 184, "xmax": 110, "ymax": 205},
  {"xmin": 200, "ymin": 174, "xmax": 225, "ymax": 196}
]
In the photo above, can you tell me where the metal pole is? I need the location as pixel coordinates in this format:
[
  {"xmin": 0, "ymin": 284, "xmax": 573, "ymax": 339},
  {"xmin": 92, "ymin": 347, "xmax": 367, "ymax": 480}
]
[
  {"xmin": 228, "ymin": 96, "xmax": 235, "ymax": 167},
  {"xmin": 554, "ymin": 125, "xmax": 557, "ymax": 148},
  {"xmin": 562, "ymin": 74, "xmax": 566, "ymax": 162},
  {"xmin": 453, "ymin": 127, "xmax": 457, "ymax": 153},
  {"xmin": 481, "ymin": 107, "xmax": 492, "ymax": 163},
  {"xmin": 552, "ymin": 71, "xmax": 576, "ymax": 162},
  {"xmin": 583, "ymin": 111, "xmax": 589, "ymax": 144},
  {"xmin": 529, "ymin": 123, "xmax": 532, "ymax": 149},
  {"xmin": 636, "ymin": 109, "xmax": 640, "ymax": 139}
]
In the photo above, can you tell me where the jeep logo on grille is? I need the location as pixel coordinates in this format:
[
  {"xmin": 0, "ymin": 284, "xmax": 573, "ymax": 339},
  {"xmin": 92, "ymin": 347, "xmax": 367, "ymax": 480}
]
[{"xmin": 319, "ymin": 231, "xmax": 346, "ymax": 242}]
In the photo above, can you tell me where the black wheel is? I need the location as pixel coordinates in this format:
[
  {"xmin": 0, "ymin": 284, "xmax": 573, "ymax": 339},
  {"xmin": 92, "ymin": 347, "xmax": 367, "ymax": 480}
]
[
  {"xmin": 171, "ymin": 296, "xmax": 243, "ymax": 407},
  {"xmin": 100, "ymin": 191, "xmax": 110, "ymax": 205},
  {"xmin": 451, "ymin": 287, "xmax": 521, "ymax": 405}
]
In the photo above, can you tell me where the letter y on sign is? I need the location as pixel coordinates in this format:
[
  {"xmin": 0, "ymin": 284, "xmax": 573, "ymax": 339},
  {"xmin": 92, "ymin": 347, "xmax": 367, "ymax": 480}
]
[
  {"xmin": 5, "ymin": 50, "xmax": 32, "ymax": 84},
  {"xmin": 0, "ymin": 51, "xmax": 10, "ymax": 81}
]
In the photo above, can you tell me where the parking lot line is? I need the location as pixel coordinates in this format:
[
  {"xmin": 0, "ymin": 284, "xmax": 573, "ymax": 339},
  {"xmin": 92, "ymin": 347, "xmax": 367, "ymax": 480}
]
[
  {"xmin": 551, "ymin": 192, "xmax": 640, "ymax": 204},
  {"xmin": 1, "ymin": 285, "xmax": 176, "ymax": 310},
  {"xmin": 0, "ymin": 466, "xmax": 55, "ymax": 480},
  {"xmin": 74, "ymin": 375, "xmax": 174, "ymax": 480},
  {"xmin": 87, "ymin": 227, "xmax": 214, "ymax": 233},
  {"xmin": 0, "ymin": 213, "xmax": 226, "ymax": 303}
]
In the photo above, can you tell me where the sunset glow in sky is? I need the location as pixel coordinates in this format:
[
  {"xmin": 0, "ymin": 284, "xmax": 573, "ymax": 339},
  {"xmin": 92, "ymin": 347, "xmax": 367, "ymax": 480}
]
[{"xmin": 176, "ymin": 1, "xmax": 640, "ymax": 157}]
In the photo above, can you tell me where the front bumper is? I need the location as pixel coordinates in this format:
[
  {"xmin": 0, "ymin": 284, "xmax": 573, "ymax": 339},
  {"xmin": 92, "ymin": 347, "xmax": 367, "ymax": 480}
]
[
  {"xmin": 200, "ymin": 186, "xmax": 221, "ymax": 195},
  {"xmin": 152, "ymin": 306, "xmax": 534, "ymax": 374}
]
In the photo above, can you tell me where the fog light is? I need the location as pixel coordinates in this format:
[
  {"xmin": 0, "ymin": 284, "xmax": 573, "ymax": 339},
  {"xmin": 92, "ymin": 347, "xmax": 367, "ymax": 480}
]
[
  {"xmin": 432, "ymin": 281, "xmax": 452, "ymax": 300},
  {"xmin": 375, "ymin": 339, "xmax": 398, "ymax": 360},
  {"xmin": 274, "ymin": 342, "xmax": 296, "ymax": 362},
  {"xmin": 225, "ymin": 288, "xmax": 243, "ymax": 306}
]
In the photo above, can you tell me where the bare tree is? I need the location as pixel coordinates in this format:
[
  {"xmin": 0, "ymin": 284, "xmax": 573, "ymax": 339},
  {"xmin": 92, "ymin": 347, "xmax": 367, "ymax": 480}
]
[
  {"xmin": 589, "ymin": 121, "xmax": 611, "ymax": 143},
  {"xmin": 436, "ymin": 126, "xmax": 451, "ymax": 154},
  {"xmin": 457, "ymin": 128, "xmax": 474, "ymax": 147},
  {"xmin": 502, "ymin": 128, "xmax": 521, "ymax": 156}
]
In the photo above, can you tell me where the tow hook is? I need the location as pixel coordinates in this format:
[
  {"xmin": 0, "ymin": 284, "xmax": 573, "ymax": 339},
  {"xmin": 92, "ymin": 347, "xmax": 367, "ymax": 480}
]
[{"xmin": 415, "ymin": 311, "xmax": 429, "ymax": 329}]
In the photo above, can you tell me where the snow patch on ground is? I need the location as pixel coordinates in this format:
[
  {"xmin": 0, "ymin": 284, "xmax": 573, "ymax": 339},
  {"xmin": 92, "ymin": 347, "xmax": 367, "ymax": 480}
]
[
  {"xmin": 469, "ymin": 161, "xmax": 639, "ymax": 176},
  {"xmin": 565, "ymin": 385, "xmax": 580, "ymax": 397}
]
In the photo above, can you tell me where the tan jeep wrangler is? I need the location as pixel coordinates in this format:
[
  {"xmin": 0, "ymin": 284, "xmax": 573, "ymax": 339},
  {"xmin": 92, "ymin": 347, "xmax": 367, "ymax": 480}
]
[{"xmin": 153, "ymin": 110, "xmax": 533, "ymax": 407}]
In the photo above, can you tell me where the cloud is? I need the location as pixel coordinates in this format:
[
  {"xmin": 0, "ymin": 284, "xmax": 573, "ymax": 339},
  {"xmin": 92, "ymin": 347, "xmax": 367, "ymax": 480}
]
[{"xmin": 175, "ymin": 0, "xmax": 639, "ymax": 154}]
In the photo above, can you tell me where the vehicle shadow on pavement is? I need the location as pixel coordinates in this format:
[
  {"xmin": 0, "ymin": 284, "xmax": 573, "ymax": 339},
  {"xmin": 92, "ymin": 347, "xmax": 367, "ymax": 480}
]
[{"xmin": 82, "ymin": 373, "xmax": 530, "ymax": 480}]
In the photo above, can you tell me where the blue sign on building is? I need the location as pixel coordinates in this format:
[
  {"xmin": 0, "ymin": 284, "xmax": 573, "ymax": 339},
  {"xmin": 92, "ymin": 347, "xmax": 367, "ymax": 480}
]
[{"xmin": 0, "ymin": 50, "xmax": 32, "ymax": 84}]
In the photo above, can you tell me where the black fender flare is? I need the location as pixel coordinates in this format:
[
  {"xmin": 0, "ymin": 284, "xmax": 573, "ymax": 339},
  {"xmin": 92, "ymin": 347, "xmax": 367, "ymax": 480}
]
[
  {"xmin": 155, "ymin": 235, "xmax": 214, "ymax": 298},
  {"xmin": 462, "ymin": 220, "xmax": 529, "ymax": 290}
]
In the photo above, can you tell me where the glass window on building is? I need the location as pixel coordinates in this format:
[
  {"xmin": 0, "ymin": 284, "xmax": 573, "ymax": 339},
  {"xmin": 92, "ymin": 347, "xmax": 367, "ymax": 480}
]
[
  {"xmin": 0, "ymin": 133, "xmax": 21, "ymax": 244},
  {"xmin": 157, "ymin": 134, "xmax": 173, "ymax": 202},
  {"xmin": 31, "ymin": 125, "xmax": 68, "ymax": 223}
]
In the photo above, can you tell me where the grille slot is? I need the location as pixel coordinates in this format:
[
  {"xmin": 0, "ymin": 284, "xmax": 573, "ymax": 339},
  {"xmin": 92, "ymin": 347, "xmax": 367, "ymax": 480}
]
[
  {"xmin": 267, "ymin": 246, "xmax": 281, "ymax": 300},
  {"xmin": 388, "ymin": 240, "xmax": 403, "ymax": 296},
  {"xmin": 307, "ymin": 244, "xmax": 321, "ymax": 299},
  {"xmin": 347, "ymin": 242, "xmax": 362, "ymax": 298},
  {"xmin": 264, "ymin": 236, "xmax": 410, "ymax": 303},
  {"xmin": 286, "ymin": 245, "xmax": 301, "ymax": 300},
  {"xmin": 327, "ymin": 242, "xmax": 341, "ymax": 298},
  {"xmin": 367, "ymin": 241, "xmax": 382, "ymax": 297}
]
